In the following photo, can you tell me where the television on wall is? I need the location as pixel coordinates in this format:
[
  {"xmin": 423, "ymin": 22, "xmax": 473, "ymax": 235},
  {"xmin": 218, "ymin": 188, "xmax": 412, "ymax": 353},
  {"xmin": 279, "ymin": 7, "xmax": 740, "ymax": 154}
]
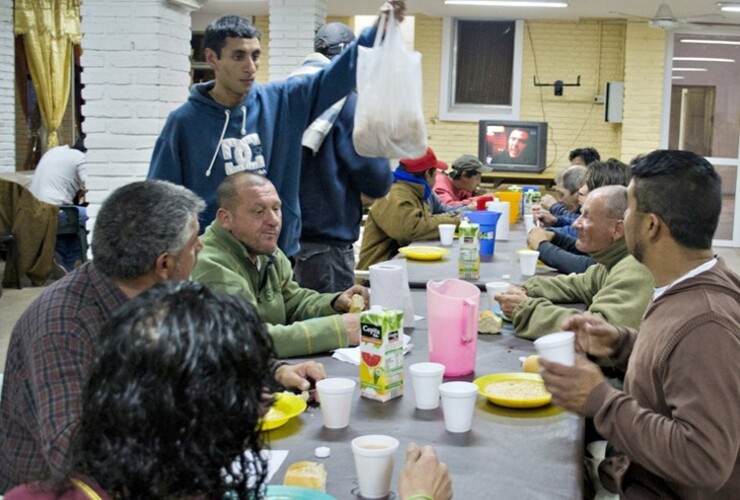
[{"xmin": 478, "ymin": 120, "xmax": 548, "ymax": 173}]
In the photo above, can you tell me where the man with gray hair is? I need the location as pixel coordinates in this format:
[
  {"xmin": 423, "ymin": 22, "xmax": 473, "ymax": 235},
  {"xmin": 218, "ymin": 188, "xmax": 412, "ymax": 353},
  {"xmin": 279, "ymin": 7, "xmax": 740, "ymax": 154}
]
[
  {"xmin": 496, "ymin": 185, "xmax": 654, "ymax": 342},
  {"xmin": 538, "ymin": 164, "xmax": 587, "ymax": 227},
  {"xmin": 0, "ymin": 181, "xmax": 205, "ymax": 490}
]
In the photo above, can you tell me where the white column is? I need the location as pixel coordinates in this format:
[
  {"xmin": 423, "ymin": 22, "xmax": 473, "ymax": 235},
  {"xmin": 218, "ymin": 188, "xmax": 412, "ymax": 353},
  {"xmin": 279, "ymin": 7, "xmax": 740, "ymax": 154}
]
[
  {"xmin": 268, "ymin": 0, "xmax": 327, "ymax": 81},
  {"xmin": 0, "ymin": 0, "xmax": 15, "ymax": 172},
  {"xmin": 80, "ymin": 0, "xmax": 194, "ymax": 230}
]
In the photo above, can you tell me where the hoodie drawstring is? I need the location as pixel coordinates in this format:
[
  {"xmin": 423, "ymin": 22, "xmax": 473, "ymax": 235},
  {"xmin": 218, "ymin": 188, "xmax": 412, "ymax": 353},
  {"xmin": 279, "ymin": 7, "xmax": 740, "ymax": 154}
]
[
  {"xmin": 240, "ymin": 106, "xmax": 247, "ymax": 136},
  {"xmin": 205, "ymin": 109, "xmax": 231, "ymax": 177}
]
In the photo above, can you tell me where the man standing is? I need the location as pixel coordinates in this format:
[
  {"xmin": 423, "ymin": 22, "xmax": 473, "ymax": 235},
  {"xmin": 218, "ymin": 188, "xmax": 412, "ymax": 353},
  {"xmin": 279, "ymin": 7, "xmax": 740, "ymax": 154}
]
[
  {"xmin": 496, "ymin": 185, "xmax": 654, "ymax": 340},
  {"xmin": 291, "ymin": 23, "xmax": 392, "ymax": 293},
  {"xmin": 357, "ymin": 147, "xmax": 460, "ymax": 271},
  {"xmin": 192, "ymin": 172, "xmax": 369, "ymax": 358},
  {"xmin": 147, "ymin": 2, "xmax": 405, "ymax": 258},
  {"xmin": 540, "ymin": 150, "xmax": 740, "ymax": 498}
]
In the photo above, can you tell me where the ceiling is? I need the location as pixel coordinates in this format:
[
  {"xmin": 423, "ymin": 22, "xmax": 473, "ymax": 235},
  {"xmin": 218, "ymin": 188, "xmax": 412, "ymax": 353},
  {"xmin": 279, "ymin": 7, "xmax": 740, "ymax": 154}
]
[{"xmin": 200, "ymin": 1, "xmax": 740, "ymax": 28}]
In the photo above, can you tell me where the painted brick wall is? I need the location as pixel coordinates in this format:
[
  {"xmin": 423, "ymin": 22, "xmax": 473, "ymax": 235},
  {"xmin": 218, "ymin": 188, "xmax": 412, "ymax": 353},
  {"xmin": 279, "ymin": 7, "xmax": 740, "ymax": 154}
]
[
  {"xmin": 268, "ymin": 0, "xmax": 326, "ymax": 81},
  {"xmin": 80, "ymin": 0, "xmax": 192, "ymax": 229},
  {"xmin": 416, "ymin": 16, "xmax": 629, "ymax": 174},
  {"xmin": 0, "ymin": 0, "xmax": 14, "ymax": 173},
  {"xmin": 620, "ymin": 21, "xmax": 666, "ymax": 162},
  {"xmin": 255, "ymin": 15, "xmax": 271, "ymax": 84}
]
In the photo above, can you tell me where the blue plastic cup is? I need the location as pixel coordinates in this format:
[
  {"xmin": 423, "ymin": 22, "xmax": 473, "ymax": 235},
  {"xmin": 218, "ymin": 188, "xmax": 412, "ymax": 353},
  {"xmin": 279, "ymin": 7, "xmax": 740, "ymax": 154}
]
[{"xmin": 462, "ymin": 210, "xmax": 502, "ymax": 256}]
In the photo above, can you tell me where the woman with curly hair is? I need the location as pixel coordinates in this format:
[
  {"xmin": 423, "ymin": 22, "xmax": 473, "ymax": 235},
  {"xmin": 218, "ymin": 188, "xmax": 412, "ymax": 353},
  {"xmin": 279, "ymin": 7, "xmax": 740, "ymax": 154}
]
[{"xmin": 6, "ymin": 281, "xmax": 280, "ymax": 499}]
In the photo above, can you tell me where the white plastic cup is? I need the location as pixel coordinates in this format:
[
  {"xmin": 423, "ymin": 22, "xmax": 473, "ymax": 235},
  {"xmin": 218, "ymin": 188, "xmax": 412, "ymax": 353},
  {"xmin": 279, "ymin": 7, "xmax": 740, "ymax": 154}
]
[
  {"xmin": 519, "ymin": 249, "xmax": 539, "ymax": 276},
  {"xmin": 534, "ymin": 331, "xmax": 576, "ymax": 366},
  {"xmin": 438, "ymin": 381, "xmax": 479, "ymax": 433},
  {"xmin": 409, "ymin": 362, "xmax": 446, "ymax": 410},
  {"xmin": 316, "ymin": 378, "xmax": 356, "ymax": 429},
  {"xmin": 351, "ymin": 434, "xmax": 400, "ymax": 499},
  {"xmin": 485, "ymin": 281, "xmax": 510, "ymax": 309},
  {"xmin": 438, "ymin": 224, "xmax": 456, "ymax": 246},
  {"xmin": 524, "ymin": 214, "xmax": 536, "ymax": 233}
]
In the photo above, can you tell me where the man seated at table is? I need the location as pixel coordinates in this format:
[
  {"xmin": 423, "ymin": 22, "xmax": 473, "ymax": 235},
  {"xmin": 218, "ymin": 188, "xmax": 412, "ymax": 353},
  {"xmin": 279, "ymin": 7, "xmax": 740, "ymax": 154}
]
[
  {"xmin": 537, "ymin": 164, "xmax": 586, "ymax": 229},
  {"xmin": 192, "ymin": 172, "xmax": 369, "ymax": 358},
  {"xmin": 357, "ymin": 147, "xmax": 460, "ymax": 271},
  {"xmin": 496, "ymin": 185, "xmax": 654, "ymax": 342},
  {"xmin": 528, "ymin": 159, "xmax": 631, "ymax": 274},
  {"xmin": 433, "ymin": 154, "xmax": 490, "ymax": 208},
  {"xmin": 5, "ymin": 281, "xmax": 452, "ymax": 500},
  {"xmin": 539, "ymin": 150, "xmax": 740, "ymax": 498}
]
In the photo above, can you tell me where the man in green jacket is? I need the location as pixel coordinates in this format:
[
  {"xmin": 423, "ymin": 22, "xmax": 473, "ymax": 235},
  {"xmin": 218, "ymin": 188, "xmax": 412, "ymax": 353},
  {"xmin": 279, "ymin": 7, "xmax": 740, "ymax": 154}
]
[
  {"xmin": 192, "ymin": 172, "xmax": 369, "ymax": 358},
  {"xmin": 496, "ymin": 185, "xmax": 654, "ymax": 341},
  {"xmin": 357, "ymin": 147, "xmax": 460, "ymax": 271}
]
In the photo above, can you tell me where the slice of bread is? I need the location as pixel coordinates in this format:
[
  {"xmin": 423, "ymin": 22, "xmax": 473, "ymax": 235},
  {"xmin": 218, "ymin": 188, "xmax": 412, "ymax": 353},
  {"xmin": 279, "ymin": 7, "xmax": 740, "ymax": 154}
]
[
  {"xmin": 479, "ymin": 310, "xmax": 503, "ymax": 334},
  {"xmin": 283, "ymin": 460, "xmax": 327, "ymax": 492}
]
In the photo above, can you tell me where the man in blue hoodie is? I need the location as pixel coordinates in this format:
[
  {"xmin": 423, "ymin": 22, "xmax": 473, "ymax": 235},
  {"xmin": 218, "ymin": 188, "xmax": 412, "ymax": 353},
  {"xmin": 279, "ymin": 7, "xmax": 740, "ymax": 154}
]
[
  {"xmin": 290, "ymin": 23, "xmax": 392, "ymax": 292},
  {"xmin": 147, "ymin": 2, "xmax": 405, "ymax": 258}
]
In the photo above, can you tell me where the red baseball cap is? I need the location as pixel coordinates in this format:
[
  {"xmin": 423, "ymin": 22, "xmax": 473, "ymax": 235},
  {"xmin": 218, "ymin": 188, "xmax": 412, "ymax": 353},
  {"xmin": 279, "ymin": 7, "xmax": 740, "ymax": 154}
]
[{"xmin": 399, "ymin": 147, "xmax": 448, "ymax": 173}]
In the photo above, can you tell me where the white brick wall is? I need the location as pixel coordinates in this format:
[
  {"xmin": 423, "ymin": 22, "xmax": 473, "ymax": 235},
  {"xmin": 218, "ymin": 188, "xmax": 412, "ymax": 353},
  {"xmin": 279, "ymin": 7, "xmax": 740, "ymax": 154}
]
[
  {"xmin": 268, "ymin": 0, "xmax": 327, "ymax": 81},
  {"xmin": 80, "ymin": 0, "xmax": 193, "ymax": 230},
  {"xmin": 0, "ymin": 0, "xmax": 15, "ymax": 173}
]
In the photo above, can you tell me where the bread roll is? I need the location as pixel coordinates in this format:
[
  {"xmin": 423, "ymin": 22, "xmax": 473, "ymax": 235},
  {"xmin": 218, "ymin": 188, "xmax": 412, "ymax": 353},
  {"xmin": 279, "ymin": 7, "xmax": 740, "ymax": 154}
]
[
  {"xmin": 283, "ymin": 460, "xmax": 327, "ymax": 491},
  {"xmin": 349, "ymin": 294, "xmax": 365, "ymax": 313},
  {"xmin": 478, "ymin": 310, "xmax": 503, "ymax": 334}
]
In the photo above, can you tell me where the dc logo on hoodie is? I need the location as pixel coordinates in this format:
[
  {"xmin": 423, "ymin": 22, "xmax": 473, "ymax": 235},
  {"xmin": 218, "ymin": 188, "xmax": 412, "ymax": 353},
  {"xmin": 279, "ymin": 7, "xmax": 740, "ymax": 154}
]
[{"xmin": 223, "ymin": 133, "xmax": 266, "ymax": 176}]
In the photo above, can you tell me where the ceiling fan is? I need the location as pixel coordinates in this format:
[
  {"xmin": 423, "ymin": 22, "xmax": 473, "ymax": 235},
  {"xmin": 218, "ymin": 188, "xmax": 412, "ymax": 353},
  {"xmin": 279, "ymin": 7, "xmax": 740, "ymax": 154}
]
[{"xmin": 611, "ymin": 3, "xmax": 740, "ymax": 30}]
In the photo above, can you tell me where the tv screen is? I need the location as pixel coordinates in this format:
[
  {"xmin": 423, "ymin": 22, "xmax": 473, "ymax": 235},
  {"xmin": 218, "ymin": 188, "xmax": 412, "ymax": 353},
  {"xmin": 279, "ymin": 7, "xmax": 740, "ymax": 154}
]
[{"xmin": 478, "ymin": 120, "xmax": 548, "ymax": 173}]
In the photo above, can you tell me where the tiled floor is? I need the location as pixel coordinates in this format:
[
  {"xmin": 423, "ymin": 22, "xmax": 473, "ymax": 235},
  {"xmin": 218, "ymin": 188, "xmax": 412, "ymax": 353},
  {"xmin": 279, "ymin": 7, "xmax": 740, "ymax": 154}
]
[{"xmin": 1, "ymin": 247, "xmax": 739, "ymax": 372}]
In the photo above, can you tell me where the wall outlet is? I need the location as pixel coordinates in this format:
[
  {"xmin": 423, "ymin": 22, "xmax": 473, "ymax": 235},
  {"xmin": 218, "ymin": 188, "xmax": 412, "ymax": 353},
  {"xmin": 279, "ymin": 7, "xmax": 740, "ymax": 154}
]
[{"xmin": 593, "ymin": 94, "xmax": 605, "ymax": 104}]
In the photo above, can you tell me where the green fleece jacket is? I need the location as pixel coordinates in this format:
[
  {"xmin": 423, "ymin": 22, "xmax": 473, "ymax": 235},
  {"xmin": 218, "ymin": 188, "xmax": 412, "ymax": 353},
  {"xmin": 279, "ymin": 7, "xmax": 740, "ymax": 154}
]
[
  {"xmin": 192, "ymin": 222, "xmax": 349, "ymax": 357},
  {"xmin": 512, "ymin": 238, "xmax": 654, "ymax": 340}
]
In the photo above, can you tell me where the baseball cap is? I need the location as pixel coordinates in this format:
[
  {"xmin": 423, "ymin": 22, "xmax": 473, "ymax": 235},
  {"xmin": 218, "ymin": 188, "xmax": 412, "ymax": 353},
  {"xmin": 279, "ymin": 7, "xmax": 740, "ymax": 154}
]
[
  {"xmin": 451, "ymin": 154, "xmax": 490, "ymax": 174},
  {"xmin": 314, "ymin": 23, "xmax": 356, "ymax": 57},
  {"xmin": 399, "ymin": 147, "xmax": 448, "ymax": 173}
]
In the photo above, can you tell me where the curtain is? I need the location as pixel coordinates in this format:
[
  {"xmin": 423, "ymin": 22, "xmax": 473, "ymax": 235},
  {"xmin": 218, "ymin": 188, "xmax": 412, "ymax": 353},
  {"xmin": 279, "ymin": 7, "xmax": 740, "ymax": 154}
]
[{"xmin": 15, "ymin": 0, "xmax": 82, "ymax": 149}]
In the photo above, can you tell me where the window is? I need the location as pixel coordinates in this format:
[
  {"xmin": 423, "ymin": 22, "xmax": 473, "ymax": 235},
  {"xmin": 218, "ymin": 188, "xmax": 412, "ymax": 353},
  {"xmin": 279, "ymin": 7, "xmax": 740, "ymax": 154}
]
[
  {"xmin": 439, "ymin": 19, "xmax": 523, "ymax": 122},
  {"xmin": 190, "ymin": 33, "xmax": 214, "ymax": 85}
]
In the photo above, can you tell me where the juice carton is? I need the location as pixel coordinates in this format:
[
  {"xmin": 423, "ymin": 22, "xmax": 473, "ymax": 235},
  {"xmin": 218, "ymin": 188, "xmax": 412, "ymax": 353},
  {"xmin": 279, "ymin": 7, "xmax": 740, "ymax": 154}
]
[
  {"xmin": 458, "ymin": 221, "xmax": 480, "ymax": 280},
  {"xmin": 359, "ymin": 306, "xmax": 404, "ymax": 402}
]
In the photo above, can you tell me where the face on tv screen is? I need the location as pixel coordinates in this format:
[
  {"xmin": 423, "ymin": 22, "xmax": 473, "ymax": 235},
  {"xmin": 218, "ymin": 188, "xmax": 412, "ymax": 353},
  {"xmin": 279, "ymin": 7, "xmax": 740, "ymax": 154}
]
[{"xmin": 483, "ymin": 125, "xmax": 540, "ymax": 166}]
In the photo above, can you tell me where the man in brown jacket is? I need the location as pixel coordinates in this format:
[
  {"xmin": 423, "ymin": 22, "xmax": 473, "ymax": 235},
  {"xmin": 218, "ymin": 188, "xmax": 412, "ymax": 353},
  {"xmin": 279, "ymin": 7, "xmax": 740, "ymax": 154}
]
[
  {"xmin": 539, "ymin": 150, "xmax": 740, "ymax": 498},
  {"xmin": 357, "ymin": 147, "xmax": 459, "ymax": 270}
]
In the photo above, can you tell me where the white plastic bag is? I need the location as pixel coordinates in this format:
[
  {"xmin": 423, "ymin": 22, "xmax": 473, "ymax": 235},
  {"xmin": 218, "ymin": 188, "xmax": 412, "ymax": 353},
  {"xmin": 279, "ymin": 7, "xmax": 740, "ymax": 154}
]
[{"xmin": 353, "ymin": 12, "xmax": 428, "ymax": 159}]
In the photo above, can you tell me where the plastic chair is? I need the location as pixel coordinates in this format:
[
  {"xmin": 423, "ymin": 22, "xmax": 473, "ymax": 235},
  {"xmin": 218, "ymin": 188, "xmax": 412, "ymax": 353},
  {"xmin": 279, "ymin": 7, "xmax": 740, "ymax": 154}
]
[
  {"xmin": 57, "ymin": 205, "xmax": 88, "ymax": 266},
  {"xmin": 0, "ymin": 233, "xmax": 21, "ymax": 289}
]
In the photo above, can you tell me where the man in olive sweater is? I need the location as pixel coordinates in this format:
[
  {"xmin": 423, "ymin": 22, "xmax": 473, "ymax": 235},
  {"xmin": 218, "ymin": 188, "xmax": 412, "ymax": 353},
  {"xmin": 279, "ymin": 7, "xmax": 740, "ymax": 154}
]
[
  {"xmin": 192, "ymin": 172, "xmax": 369, "ymax": 357},
  {"xmin": 496, "ymin": 185, "xmax": 654, "ymax": 340}
]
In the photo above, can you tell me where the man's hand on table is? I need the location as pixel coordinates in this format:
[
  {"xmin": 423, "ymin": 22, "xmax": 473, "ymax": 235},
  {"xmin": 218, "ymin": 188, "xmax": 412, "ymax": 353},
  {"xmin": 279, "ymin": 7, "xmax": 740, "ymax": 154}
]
[
  {"xmin": 274, "ymin": 361, "xmax": 327, "ymax": 402},
  {"xmin": 527, "ymin": 227, "xmax": 553, "ymax": 249},
  {"xmin": 535, "ymin": 211, "xmax": 558, "ymax": 227},
  {"xmin": 495, "ymin": 286, "xmax": 527, "ymax": 318},
  {"xmin": 333, "ymin": 284, "xmax": 370, "ymax": 313},
  {"xmin": 399, "ymin": 443, "xmax": 452, "ymax": 500},
  {"xmin": 539, "ymin": 356, "xmax": 605, "ymax": 415},
  {"xmin": 562, "ymin": 314, "xmax": 621, "ymax": 358}
]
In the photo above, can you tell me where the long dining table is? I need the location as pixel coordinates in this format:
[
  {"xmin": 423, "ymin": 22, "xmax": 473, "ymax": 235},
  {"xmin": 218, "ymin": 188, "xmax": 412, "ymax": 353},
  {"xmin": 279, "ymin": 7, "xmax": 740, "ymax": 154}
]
[{"xmin": 267, "ymin": 227, "xmax": 584, "ymax": 498}]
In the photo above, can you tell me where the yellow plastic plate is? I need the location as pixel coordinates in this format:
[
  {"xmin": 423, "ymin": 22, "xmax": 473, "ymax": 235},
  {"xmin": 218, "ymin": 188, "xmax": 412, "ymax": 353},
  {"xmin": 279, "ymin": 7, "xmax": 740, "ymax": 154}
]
[
  {"xmin": 260, "ymin": 392, "xmax": 307, "ymax": 431},
  {"xmin": 397, "ymin": 246, "xmax": 450, "ymax": 261},
  {"xmin": 474, "ymin": 373, "xmax": 552, "ymax": 409}
]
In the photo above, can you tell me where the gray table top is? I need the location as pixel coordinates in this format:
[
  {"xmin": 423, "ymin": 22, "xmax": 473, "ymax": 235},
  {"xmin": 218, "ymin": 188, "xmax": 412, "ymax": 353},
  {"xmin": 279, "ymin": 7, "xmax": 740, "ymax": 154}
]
[
  {"xmin": 267, "ymin": 291, "xmax": 584, "ymax": 499},
  {"xmin": 399, "ymin": 226, "xmax": 560, "ymax": 290}
]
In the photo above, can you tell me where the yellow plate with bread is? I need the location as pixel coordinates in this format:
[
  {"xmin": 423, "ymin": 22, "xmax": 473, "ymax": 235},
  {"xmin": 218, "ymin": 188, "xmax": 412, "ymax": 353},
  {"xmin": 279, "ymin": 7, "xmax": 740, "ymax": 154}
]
[
  {"xmin": 397, "ymin": 246, "xmax": 450, "ymax": 261},
  {"xmin": 474, "ymin": 373, "xmax": 552, "ymax": 409},
  {"xmin": 260, "ymin": 392, "xmax": 307, "ymax": 431}
]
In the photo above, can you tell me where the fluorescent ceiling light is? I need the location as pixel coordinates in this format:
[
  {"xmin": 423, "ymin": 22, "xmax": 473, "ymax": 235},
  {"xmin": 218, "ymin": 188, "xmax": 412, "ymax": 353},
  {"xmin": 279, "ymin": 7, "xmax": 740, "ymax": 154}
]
[
  {"xmin": 718, "ymin": 3, "xmax": 740, "ymax": 12},
  {"xmin": 673, "ymin": 57, "xmax": 735, "ymax": 63},
  {"xmin": 672, "ymin": 76, "xmax": 685, "ymax": 80},
  {"xmin": 444, "ymin": 1, "xmax": 568, "ymax": 7},
  {"xmin": 681, "ymin": 39, "xmax": 740, "ymax": 46},
  {"xmin": 672, "ymin": 68, "xmax": 709, "ymax": 72}
]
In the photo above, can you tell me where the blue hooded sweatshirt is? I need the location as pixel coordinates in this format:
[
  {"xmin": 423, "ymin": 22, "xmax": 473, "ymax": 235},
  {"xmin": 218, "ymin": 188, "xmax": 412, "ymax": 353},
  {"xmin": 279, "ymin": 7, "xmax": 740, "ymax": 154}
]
[{"xmin": 147, "ymin": 27, "xmax": 376, "ymax": 257}]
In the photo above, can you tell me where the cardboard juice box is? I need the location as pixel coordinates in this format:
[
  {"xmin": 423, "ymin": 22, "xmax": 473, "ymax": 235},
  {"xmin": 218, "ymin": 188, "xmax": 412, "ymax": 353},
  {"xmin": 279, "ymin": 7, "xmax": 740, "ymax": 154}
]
[{"xmin": 359, "ymin": 306, "xmax": 404, "ymax": 402}]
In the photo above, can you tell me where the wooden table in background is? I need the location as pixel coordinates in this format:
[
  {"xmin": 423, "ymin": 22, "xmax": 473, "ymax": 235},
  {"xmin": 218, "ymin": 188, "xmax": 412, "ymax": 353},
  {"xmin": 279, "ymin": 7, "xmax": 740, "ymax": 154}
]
[{"xmin": 481, "ymin": 170, "xmax": 557, "ymax": 189}]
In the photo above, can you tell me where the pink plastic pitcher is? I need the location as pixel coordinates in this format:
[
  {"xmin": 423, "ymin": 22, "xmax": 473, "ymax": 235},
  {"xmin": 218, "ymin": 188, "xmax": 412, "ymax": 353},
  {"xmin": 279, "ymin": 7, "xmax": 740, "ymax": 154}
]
[{"xmin": 426, "ymin": 279, "xmax": 480, "ymax": 376}]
